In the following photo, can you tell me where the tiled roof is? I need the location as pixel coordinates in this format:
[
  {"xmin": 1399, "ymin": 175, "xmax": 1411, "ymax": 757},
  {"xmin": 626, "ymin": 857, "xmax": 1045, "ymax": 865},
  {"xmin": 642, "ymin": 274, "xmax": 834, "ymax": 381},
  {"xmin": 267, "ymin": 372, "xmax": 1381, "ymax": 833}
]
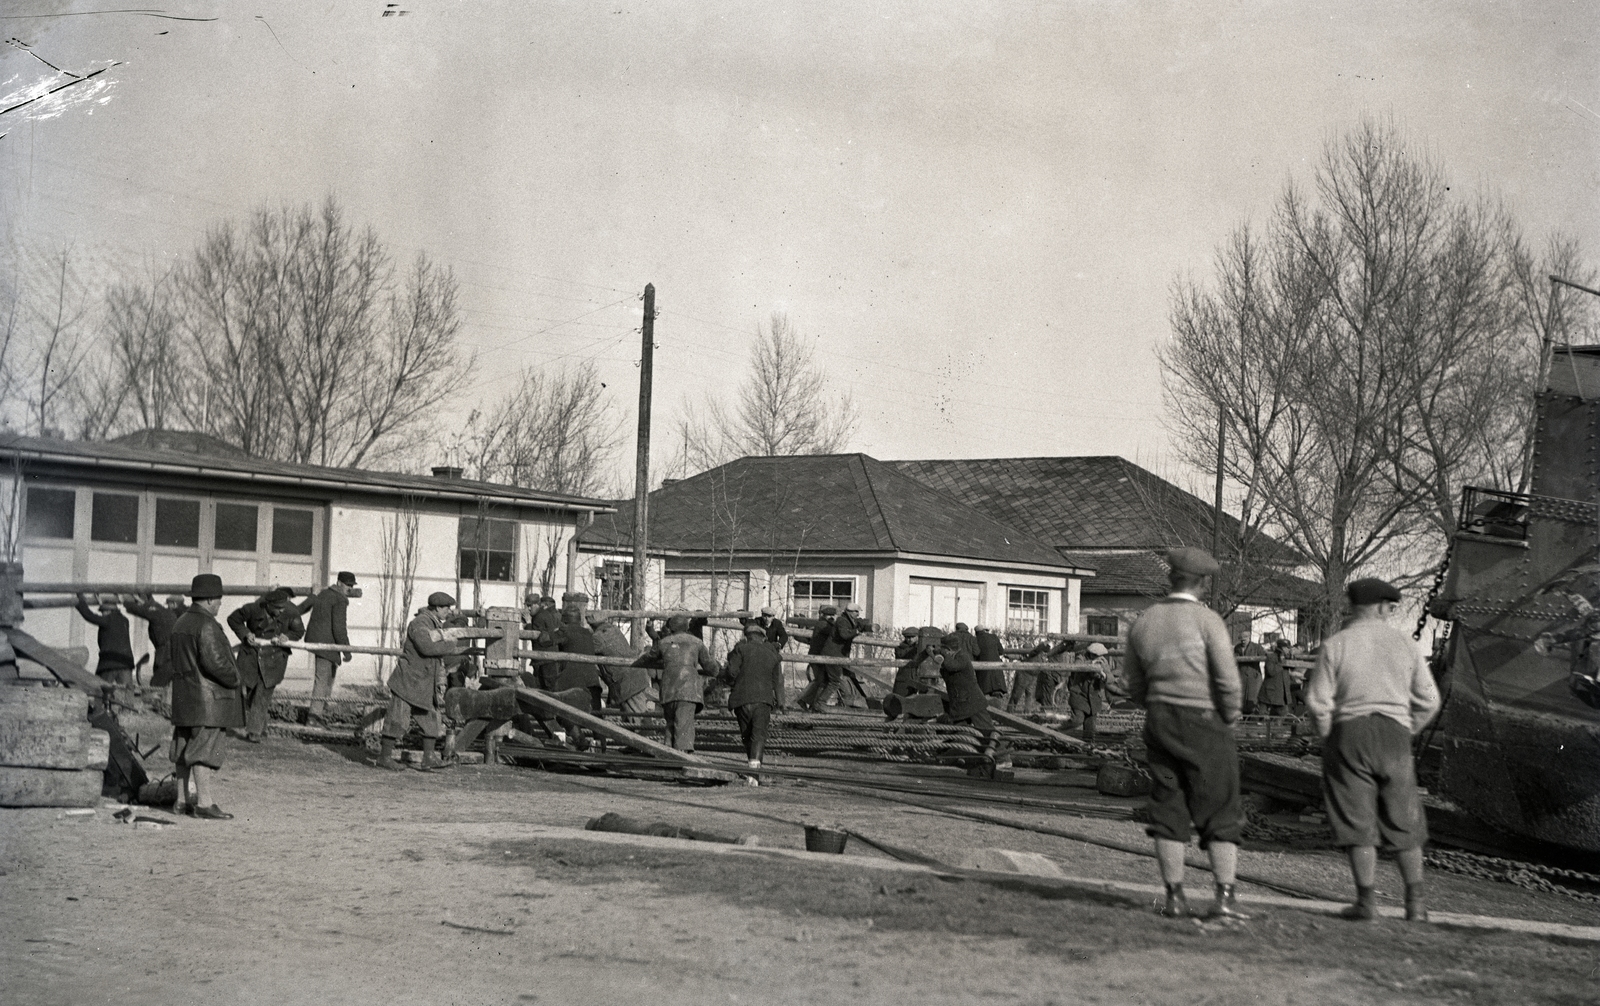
[
  {"xmin": 889, "ymin": 456, "xmax": 1302, "ymax": 563},
  {"xmin": 1062, "ymin": 548, "xmax": 1321, "ymax": 606},
  {"xmin": 0, "ymin": 434, "xmax": 613, "ymax": 511},
  {"xmin": 581, "ymin": 454, "xmax": 1081, "ymax": 570}
]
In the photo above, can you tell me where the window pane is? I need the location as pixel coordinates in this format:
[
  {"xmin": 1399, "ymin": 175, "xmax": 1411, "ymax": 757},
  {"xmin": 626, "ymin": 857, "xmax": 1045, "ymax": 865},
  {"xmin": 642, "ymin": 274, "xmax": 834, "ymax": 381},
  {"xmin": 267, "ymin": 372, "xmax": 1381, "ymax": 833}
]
[
  {"xmin": 271, "ymin": 508, "xmax": 315, "ymax": 555},
  {"xmin": 489, "ymin": 519, "xmax": 516, "ymax": 551},
  {"xmin": 214, "ymin": 502, "xmax": 258, "ymax": 551},
  {"xmin": 90, "ymin": 492, "xmax": 140, "ymax": 543},
  {"xmin": 486, "ymin": 551, "xmax": 514, "ymax": 581},
  {"xmin": 23, "ymin": 487, "xmax": 75, "ymax": 539},
  {"xmin": 154, "ymin": 498, "xmax": 200, "ymax": 547},
  {"xmin": 1087, "ymin": 616, "xmax": 1119, "ymax": 637}
]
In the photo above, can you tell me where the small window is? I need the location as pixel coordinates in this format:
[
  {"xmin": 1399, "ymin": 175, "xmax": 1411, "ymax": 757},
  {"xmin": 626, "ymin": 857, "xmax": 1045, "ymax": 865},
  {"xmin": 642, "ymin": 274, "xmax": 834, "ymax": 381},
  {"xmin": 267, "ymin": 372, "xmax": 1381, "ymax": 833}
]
[
  {"xmin": 458, "ymin": 516, "xmax": 516, "ymax": 582},
  {"xmin": 599, "ymin": 560, "xmax": 633, "ymax": 611},
  {"xmin": 154, "ymin": 498, "xmax": 200, "ymax": 548},
  {"xmin": 1007, "ymin": 588, "xmax": 1049, "ymax": 635},
  {"xmin": 790, "ymin": 578, "xmax": 853, "ymax": 618},
  {"xmin": 1086, "ymin": 615, "xmax": 1119, "ymax": 638},
  {"xmin": 90, "ymin": 492, "xmax": 140, "ymax": 544},
  {"xmin": 23, "ymin": 487, "xmax": 75, "ymax": 539},
  {"xmin": 271, "ymin": 508, "xmax": 315, "ymax": 555},
  {"xmin": 214, "ymin": 502, "xmax": 259, "ymax": 552}
]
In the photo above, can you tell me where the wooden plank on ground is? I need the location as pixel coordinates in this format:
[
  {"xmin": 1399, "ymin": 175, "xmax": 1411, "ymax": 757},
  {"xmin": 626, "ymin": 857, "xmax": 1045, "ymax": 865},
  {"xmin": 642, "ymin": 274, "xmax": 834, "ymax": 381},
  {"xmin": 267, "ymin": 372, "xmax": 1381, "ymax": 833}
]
[
  {"xmin": 6, "ymin": 630, "xmax": 108, "ymax": 692},
  {"xmin": 843, "ymin": 662, "xmax": 1089, "ymax": 751},
  {"xmin": 513, "ymin": 687, "xmax": 704, "ymax": 765}
]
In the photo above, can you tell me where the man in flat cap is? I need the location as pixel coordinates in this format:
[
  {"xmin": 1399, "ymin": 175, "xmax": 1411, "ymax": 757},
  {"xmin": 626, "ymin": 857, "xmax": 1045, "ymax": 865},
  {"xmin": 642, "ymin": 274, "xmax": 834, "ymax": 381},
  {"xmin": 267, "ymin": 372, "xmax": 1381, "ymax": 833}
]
[
  {"xmin": 74, "ymin": 594, "xmax": 136, "ymax": 688},
  {"xmin": 167, "ymin": 574, "xmax": 243, "ymax": 819},
  {"xmin": 298, "ymin": 572, "xmax": 357, "ymax": 724},
  {"xmin": 525, "ymin": 592, "xmax": 564, "ymax": 690},
  {"xmin": 120, "ymin": 592, "xmax": 187, "ymax": 690},
  {"xmin": 724, "ymin": 621, "xmax": 786, "ymax": 778},
  {"xmin": 227, "ymin": 587, "xmax": 305, "ymax": 743},
  {"xmin": 377, "ymin": 592, "xmax": 468, "ymax": 771},
  {"xmin": 1124, "ymin": 546, "xmax": 1249, "ymax": 920},
  {"xmin": 745, "ymin": 606, "xmax": 789, "ymax": 648},
  {"xmin": 635, "ymin": 614, "xmax": 719, "ymax": 751},
  {"xmin": 794, "ymin": 604, "xmax": 848, "ymax": 712},
  {"xmin": 1066, "ymin": 642, "xmax": 1112, "ymax": 745},
  {"xmin": 1306, "ymin": 577, "xmax": 1441, "ymax": 923},
  {"xmin": 973, "ymin": 625, "xmax": 1008, "ymax": 707}
]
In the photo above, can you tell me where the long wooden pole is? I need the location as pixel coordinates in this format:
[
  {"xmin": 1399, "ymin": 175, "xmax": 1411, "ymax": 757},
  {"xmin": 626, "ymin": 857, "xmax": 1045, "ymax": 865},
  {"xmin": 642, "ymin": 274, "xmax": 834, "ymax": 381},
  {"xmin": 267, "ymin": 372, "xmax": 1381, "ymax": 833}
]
[{"xmin": 631, "ymin": 283, "xmax": 655, "ymax": 646}]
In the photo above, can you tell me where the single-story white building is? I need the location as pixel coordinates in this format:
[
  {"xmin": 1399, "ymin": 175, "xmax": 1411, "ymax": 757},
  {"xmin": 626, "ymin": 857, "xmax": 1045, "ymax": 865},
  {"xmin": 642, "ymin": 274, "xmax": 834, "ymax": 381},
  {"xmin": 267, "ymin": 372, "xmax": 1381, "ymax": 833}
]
[{"xmin": 1, "ymin": 432, "xmax": 613, "ymax": 692}]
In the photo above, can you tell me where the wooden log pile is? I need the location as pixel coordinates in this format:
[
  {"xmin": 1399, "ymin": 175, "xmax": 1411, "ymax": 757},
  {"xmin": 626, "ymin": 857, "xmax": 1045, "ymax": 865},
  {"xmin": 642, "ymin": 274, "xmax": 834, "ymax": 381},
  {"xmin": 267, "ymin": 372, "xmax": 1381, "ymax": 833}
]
[{"xmin": 0, "ymin": 685, "xmax": 110, "ymax": 808}]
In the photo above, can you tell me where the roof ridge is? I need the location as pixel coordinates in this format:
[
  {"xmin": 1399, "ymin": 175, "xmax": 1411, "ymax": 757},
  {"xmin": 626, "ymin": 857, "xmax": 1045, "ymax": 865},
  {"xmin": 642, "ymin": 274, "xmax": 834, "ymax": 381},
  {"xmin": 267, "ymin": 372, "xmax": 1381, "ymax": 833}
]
[{"xmin": 850, "ymin": 455, "xmax": 897, "ymax": 550}]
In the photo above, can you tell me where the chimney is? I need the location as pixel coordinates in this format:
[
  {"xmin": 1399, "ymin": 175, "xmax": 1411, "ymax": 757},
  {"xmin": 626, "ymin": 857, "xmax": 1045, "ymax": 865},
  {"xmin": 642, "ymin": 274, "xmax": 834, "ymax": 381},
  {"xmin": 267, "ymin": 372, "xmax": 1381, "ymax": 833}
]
[
  {"xmin": 660, "ymin": 478, "xmax": 679, "ymax": 486},
  {"xmin": 431, "ymin": 465, "xmax": 464, "ymax": 479}
]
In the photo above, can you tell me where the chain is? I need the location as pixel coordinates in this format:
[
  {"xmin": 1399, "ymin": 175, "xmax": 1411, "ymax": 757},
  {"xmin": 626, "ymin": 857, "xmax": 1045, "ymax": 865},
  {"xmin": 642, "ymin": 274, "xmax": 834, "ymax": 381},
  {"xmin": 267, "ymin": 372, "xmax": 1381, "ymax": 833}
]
[
  {"xmin": 1416, "ymin": 539, "xmax": 1455, "ymax": 641},
  {"xmin": 1425, "ymin": 848, "xmax": 1600, "ymax": 904}
]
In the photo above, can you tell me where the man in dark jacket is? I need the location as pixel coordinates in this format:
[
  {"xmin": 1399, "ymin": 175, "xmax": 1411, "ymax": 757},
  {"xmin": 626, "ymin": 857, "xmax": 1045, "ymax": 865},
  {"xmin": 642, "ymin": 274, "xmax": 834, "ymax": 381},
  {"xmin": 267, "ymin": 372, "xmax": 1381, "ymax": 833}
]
[
  {"xmin": 1260, "ymin": 639, "xmax": 1293, "ymax": 715},
  {"xmin": 725, "ymin": 622, "xmax": 786, "ymax": 777},
  {"xmin": 974, "ymin": 625, "xmax": 1007, "ymax": 707},
  {"xmin": 121, "ymin": 593, "xmax": 185, "ymax": 688},
  {"xmin": 75, "ymin": 595, "xmax": 135, "ymax": 687},
  {"xmin": 526, "ymin": 593, "xmax": 564, "ymax": 689},
  {"xmin": 1007, "ymin": 640, "xmax": 1053, "ymax": 714},
  {"xmin": 637, "ymin": 615, "xmax": 719, "ymax": 752},
  {"xmin": 1067, "ymin": 642, "xmax": 1112, "ymax": 744},
  {"xmin": 590, "ymin": 614, "xmax": 653, "ymax": 715},
  {"xmin": 227, "ymin": 588, "xmax": 305, "ymax": 743},
  {"xmin": 742, "ymin": 606, "xmax": 789, "ymax": 648},
  {"xmin": 378, "ymin": 592, "xmax": 468, "ymax": 771},
  {"xmin": 298, "ymin": 572, "xmax": 355, "ymax": 722},
  {"xmin": 168, "ymin": 574, "xmax": 243, "ymax": 820},
  {"xmin": 892, "ymin": 626, "xmax": 922, "ymax": 696},
  {"xmin": 935, "ymin": 634, "xmax": 992, "ymax": 733},
  {"xmin": 946, "ymin": 622, "xmax": 981, "ymax": 660},
  {"xmin": 1235, "ymin": 636, "xmax": 1267, "ymax": 715}
]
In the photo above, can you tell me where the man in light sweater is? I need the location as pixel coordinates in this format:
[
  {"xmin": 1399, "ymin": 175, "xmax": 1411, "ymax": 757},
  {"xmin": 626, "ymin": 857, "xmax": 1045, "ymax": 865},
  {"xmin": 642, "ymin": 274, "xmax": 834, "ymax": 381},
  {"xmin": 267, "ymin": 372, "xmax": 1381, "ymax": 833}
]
[
  {"xmin": 1306, "ymin": 577, "xmax": 1442, "ymax": 923},
  {"xmin": 1123, "ymin": 547, "xmax": 1248, "ymax": 920}
]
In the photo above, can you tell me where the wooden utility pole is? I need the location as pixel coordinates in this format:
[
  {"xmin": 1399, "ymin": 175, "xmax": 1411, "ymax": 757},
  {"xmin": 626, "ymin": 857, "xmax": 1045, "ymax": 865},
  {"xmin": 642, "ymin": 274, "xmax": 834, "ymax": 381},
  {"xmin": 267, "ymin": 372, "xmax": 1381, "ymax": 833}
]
[
  {"xmin": 630, "ymin": 284, "xmax": 655, "ymax": 642},
  {"xmin": 1211, "ymin": 411, "xmax": 1225, "ymax": 559}
]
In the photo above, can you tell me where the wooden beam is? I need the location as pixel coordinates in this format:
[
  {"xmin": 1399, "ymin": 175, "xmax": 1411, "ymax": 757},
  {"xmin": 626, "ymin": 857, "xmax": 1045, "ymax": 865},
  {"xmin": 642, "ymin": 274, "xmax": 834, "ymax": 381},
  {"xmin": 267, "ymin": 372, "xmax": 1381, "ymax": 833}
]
[
  {"xmin": 844, "ymin": 660, "xmax": 1090, "ymax": 751},
  {"xmin": 5, "ymin": 629, "xmax": 109, "ymax": 692},
  {"xmin": 22, "ymin": 582, "xmax": 311, "ymax": 596},
  {"xmin": 513, "ymin": 686, "xmax": 704, "ymax": 765}
]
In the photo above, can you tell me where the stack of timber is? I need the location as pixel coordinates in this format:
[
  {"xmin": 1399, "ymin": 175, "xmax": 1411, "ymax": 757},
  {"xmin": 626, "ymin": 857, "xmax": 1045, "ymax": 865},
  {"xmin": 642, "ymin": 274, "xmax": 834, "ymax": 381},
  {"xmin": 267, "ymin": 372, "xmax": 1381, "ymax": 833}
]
[{"xmin": 0, "ymin": 686, "xmax": 110, "ymax": 807}]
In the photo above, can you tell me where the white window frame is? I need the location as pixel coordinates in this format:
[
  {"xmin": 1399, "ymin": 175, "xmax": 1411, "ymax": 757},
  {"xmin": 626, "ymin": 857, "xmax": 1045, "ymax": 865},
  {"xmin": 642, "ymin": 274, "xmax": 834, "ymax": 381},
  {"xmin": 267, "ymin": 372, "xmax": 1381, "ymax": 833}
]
[{"xmin": 789, "ymin": 575, "xmax": 857, "ymax": 618}]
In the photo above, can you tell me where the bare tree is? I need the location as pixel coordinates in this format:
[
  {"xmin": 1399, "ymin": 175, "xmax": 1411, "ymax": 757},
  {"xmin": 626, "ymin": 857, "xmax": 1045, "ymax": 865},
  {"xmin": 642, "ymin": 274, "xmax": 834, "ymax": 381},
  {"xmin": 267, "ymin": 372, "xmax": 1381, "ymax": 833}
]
[
  {"xmin": 1163, "ymin": 119, "xmax": 1567, "ymax": 632},
  {"xmin": 459, "ymin": 362, "xmax": 622, "ymax": 497},
  {"xmin": 376, "ymin": 498, "xmax": 421, "ymax": 683},
  {"xmin": 0, "ymin": 247, "xmax": 94, "ymax": 436},
  {"xmin": 665, "ymin": 312, "xmax": 859, "ymax": 479}
]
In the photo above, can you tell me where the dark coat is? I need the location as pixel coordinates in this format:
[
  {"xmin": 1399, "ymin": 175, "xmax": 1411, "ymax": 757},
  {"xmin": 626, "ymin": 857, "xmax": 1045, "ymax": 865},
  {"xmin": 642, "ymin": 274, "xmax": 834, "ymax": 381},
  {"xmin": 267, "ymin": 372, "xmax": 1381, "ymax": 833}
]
[
  {"xmin": 1259, "ymin": 653, "xmax": 1292, "ymax": 706},
  {"xmin": 937, "ymin": 650, "xmax": 988, "ymax": 720},
  {"xmin": 892, "ymin": 638, "xmax": 920, "ymax": 691},
  {"xmin": 298, "ymin": 586, "xmax": 350, "ymax": 663},
  {"xmin": 169, "ymin": 609, "xmax": 244, "ymax": 728},
  {"xmin": 946, "ymin": 628, "xmax": 981, "ymax": 660},
  {"xmin": 528, "ymin": 607, "xmax": 563, "ymax": 650},
  {"xmin": 228, "ymin": 599, "xmax": 305, "ymax": 689},
  {"xmin": 830, "ymin": 613, "xmax": 863, "ymax": 657},
  {"xmin": 725, "ymin": 638, "xmax": 785, "ymax": 709},
  {"xmin": 800, "ymin": 616, "xmax": 836, "ymax": 656},
  {"xmin": 555, "ymin": 621, "xmax": 601, "ymax": 690},
  {"xmin": 123, "ymin": 598, "xmax": 181, "ymax": 686},
  {"xmin": 592, "ymin": 624, "xmax": 650, "ymax": 704},
  {"xmin": 389, "ymin": 609, "xmax": 465, "ymax": 709},
  {"xmin": 76, "ymin": 600, "xmax": 134, "ymax": 672},
  {"xmin": 974, "ymin": 629, "xmax": 1006, "ymax": 694},
  {"xmin": 742, "ymin": 616, "xmax": 789, "ymax": 648},
  {"xmin": 639, "ymin": 631, "xmax": 718, "ymax": 707}
]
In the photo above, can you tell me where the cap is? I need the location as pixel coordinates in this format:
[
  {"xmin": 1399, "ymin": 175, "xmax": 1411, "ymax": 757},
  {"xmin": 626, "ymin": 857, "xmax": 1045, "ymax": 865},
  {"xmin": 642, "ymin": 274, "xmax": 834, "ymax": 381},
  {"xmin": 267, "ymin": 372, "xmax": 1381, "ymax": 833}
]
[
  {"xmin": 954, "ymin": 622, "xmax": 969, "ymax": 632},
  {"xmin": 427, "ymin": 591, "xmax": 457, "ymax": 607},
  {"xmin": 819, "ymin": 605, "xmax": 838, "ymax": 616},
  {"xmin": 562, "ymin": 591, "xmax": 589, "ymax": 603},
  {"xmin": 524, "ymin": 591, "xmax": 543, "ymax": 604},
  {"xmin": 902, "ymin": 626, "xmax": 918, "ymax": 636},
  {"xmin": 264, "ymin": 587, "xmax": 292, "ymax": 603},
  {"xmin": 586, "ymin": 613, "xmax": 606, "ymax": 626},
  {"xmin": 188, "ymin": 574, "xmax": 224, "ymax": 600},
  {"xmin": 337, "ymin": 571, "xmax": 357, "ymax": 586},
  {"xmin": 1087, "ymin": 642, "xmax": 1109, "ymax": 657},
  {"xmin": 845, "ymin": 602, "xmax": 861, "ymax": 613},
  {"xmin": 667, "ymin": 614, "xmax": 690, "ymax": 632},
  {"xmin": 743, "ymin": 622, "xmax": 767, "ymax": 636},
  {"xmin": 1167, "ymin": 546, "xmax": 1221, "ymax": 577},
  {"xmin": 540, "ymin": 594, "xmax": 557, "ymax": 604},
  {"xmin": 760, "ymin": 606, "xmax": 775, "ymax": 616},
  {"xmin": 940, "ymin": 633, "xmax": 960, "ymax": 648},
  {"xmin": 1347, "ymin": 577, "xmax": 1401, "ymax": 605},
  {"xmin": 164, "ymin": 595, "xmax": 186, "ymax": 606}
]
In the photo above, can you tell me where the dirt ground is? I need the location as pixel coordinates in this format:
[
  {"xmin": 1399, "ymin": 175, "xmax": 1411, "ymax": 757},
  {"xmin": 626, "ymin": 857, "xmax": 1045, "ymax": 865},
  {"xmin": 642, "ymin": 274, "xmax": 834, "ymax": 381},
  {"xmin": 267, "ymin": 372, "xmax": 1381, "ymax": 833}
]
[{"xmin": 2, "ymin": 734, "xmax": 1597, "ymax": 1006}]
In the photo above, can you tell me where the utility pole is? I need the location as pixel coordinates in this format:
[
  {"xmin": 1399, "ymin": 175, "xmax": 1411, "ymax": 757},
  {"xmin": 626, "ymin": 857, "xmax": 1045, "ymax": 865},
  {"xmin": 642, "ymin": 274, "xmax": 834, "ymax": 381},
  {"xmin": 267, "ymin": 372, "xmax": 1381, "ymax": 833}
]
[
  {"xmin": 631, "ymin": 283, "xmax": 655, "ymax": 643},
  {"xmin": 1211, "ymin": 411, "xmax": 1225, "ymax": 559}
]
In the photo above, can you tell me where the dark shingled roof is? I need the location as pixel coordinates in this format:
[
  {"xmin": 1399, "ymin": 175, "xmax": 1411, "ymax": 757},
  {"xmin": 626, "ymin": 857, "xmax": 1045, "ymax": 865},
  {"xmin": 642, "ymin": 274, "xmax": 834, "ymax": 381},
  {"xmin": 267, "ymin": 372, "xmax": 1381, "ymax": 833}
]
[
  {"xmin": 889, "ymin": 456, "xmax": 1302, "ymax": 563},
  {"xmin": 0, "ymin": 434, "xmax": 613, "ymax": 511},
  {"xmin": 1061, "ymin": 549, "xmax": 1321, "ymax": 605},
  {"xmin": 581, "ymin": 454, "xmax": 1082, "ymax": 570}
]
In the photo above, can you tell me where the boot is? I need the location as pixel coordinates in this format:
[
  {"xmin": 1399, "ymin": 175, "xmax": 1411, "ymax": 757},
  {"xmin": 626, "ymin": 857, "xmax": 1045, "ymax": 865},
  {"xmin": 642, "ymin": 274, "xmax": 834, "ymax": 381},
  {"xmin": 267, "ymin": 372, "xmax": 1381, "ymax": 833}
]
[
  {"xmin": 1207, "ymin": 883, "xmax": 1252, "ymax": 920},
  {"xmin": 1404, "ymin": 884, "xmax": 1428, "ymax": 923},
  {"xmin": 1160, "ymin": 883, "xmax": 1190, "ymax": 918},
  {"xmin": 375, "ymin": 738, "xmax": 404, "ymax": 771},
  {"xmin": 1340, "ymin": 886, "xmax": 1378, "ymax": 921}
]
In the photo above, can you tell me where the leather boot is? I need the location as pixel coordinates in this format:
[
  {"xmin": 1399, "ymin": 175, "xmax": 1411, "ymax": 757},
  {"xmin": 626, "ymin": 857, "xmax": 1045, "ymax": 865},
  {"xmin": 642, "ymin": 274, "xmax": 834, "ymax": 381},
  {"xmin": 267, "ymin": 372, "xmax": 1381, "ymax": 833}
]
[
  {"xmin": 1160, "ymin": 883, "xmax": 1190, "ymax": 918},
  {"xmin": 1340, "ymin": 886, "xmax": 1379, "ymax": 921},
  {"xmin": 1207, "ymin": 883, "xmax": 1252, "ymax": 920},
  {"xmin": 1405, "ymin": 884, "xmax": 1428, "ymax": 922}
]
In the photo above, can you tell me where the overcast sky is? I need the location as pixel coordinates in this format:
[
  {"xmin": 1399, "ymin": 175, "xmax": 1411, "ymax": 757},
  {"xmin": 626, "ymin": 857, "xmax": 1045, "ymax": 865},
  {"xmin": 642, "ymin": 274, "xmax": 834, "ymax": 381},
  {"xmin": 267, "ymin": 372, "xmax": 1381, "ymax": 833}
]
[{"xmin": 3, "ymin": 1, "xmax": 1597, "ymax": 490}]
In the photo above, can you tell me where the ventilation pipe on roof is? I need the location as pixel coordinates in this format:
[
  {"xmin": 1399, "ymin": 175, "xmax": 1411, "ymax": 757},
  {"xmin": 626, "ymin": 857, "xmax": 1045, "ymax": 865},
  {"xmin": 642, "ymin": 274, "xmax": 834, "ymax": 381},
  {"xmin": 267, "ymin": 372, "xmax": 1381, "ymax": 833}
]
[{"xmin": 431, "ymin": 465, "xmax": 464, "ymax": 479}]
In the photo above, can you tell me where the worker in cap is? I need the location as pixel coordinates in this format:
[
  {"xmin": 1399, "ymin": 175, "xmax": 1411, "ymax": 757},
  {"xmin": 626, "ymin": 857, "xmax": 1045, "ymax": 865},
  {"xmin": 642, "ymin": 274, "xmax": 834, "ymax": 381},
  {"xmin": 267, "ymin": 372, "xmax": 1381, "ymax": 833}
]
[
  {"xmin": 972, "ymin": 624, "xmax": 1006, "ymax": 705},
  {"xmin": 1123, "ymin": 545, "xmax": 1249, "ymax": 920},
  {"xmin": 891, "ymin": 626, "xmax": 924, "ymax": 697},
  {"xmin": 376, "ymin": 591, "xmax": 465, "ymax": 772},
  {"xmin": 75, "ymin": 592, "xmax": 135, "ymax": 688},
  {"xmin": 740, "ymin": 605, "xmax": 789, "ymax": 649},
  {"xmin": 121, "ymin": 590, "xmax": 191, "ymax": 689},
  {"xmin": 1067, "ymin": 641, "xmax": 1114, "ymax": 745},
  {"xmin": 1306, "ymin": 577, "xmax": 1440, "ymax": 923},
  {"xmin": 299, "ymin": 572, "xmax": 359, "ymax": 723},
  {"xmin": 226, "ymin": 585, "xmax": 305, "ymax": 744},
  {"xmin": 794, "ymin": 602, "xmax": 855, "ymax": 712},
  {"xmin": 946, "ymin": 621, "xmax": 981, "ymax": 661},
  {"xmin": 724, "ymin": 621, "xmax": 786, "ymax": 780},
  {"xmin": 525, "ymin": 590, "xmax": 564, "ymax": 689},
  {"xmin": 167, "ymin": 573, "xmax": 243, "ymax": 819},
  {"xmin": 639, "ymin": 613, "xmax": 719, "ymax": 752}
]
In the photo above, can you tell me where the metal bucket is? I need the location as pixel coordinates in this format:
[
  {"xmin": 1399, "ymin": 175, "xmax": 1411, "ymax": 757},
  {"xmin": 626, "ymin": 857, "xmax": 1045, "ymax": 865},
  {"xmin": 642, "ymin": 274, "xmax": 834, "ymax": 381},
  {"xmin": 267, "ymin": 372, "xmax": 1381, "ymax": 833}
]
[{"xmin": 803, "ymin": 825, "xmax": 849, "ymax": 854}]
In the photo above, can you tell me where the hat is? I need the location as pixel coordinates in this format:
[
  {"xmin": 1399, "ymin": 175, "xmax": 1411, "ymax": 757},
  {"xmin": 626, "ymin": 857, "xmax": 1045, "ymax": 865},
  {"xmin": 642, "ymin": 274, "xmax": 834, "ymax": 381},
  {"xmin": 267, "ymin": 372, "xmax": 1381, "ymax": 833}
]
[
  {"xmin": 1087, "ymin": 642, "xmax": 1109, "ymax": 657},
  {"xmin": 819, "ymin": 605, "xmax": 838, "ymax": 616},
  {"xmin": 901, "ymin": 626, "xmax": 918, "ymax": 637},
  {"xmin": 760, "ymin": 606, "xmax": 775, "ymax": 617},
  {"xmin": 337, "ymin": 571, "xmax": 357, "ymax": 586},
  {"xmin": 524, "ymin": 591, "xmax": 543, "ymax": 604},
  {"xmin": 1347, "ymin": 577, "xmax": 1401, "ymax": 605},
  {"xmin": 667, "ymin": 614, "xmax": 690, "ymax": 632},
  {"xmin": 954, "ymin": 622, "xmax": 969, "ymax": 632},
  {"xmin": 539, "ymin": 594, "xmax": 557, "ymax": 604},
  {"xmin": 427, "ymin": 591, "xmax": 457, "ymax": 607},
  {"xmin": 188, "ymin": 573, "xmax": 224, "ymax": 600},
  {"xmin": 845, "ymin": 602, "xmax": 861, "ymax": 613},
  {"xmin": 164, "ymin": 595, "xmax": 186, "ymax": 607},
  {"xmin": 586, "ymin": 613, "xmax": 606, "ymax": 626},
  {"xmin": 743, "ymin": 622, "xmax": 767, "ymax": 636},
  {"xmin": 264, "ymin": 587, "xmax": 291, "ymax": 603},
  {"xmin": 940, "ymin": 633, "xmax": 960, "ymax": 648},
  {"xmin": 562, "ymin": 591, "xmax": 589, "ymax": 603},
  {"xmin": 1167, "ymin": 546, "xmax": 1221, "ymax": 577}
]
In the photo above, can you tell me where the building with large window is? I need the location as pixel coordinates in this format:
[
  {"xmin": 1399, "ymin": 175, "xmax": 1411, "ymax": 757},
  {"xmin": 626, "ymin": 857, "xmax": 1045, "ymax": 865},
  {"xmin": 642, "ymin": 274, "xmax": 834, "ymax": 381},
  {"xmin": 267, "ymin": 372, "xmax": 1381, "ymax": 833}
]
[
  {"xmin": 577, "ymin": 453, "xmax": 1092, "ymax": 638},
  {"xmin": 1, "ymin": 433, "xmax": 613, "ymax": 691}
]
